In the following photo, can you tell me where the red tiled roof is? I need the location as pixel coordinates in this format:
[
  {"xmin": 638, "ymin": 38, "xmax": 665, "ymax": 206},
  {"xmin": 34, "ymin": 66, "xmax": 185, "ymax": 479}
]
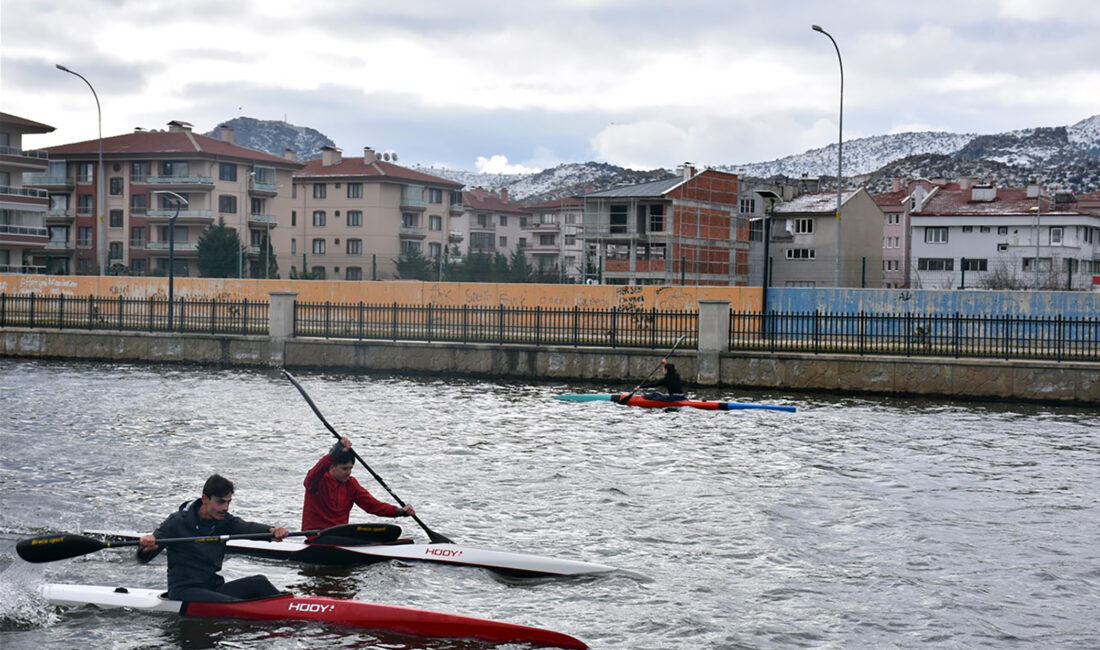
[
  {"xmin": 0, "ymin": 112, "xmax": 56, "ymax": 134},
  {"xmin": 463, "ymin": 188, "xmax": 531, "ymax": 214},
  {"xmin": 872, "ymin": 189, "xmax": 908, "ymax": 207},
  {"xmin": 42, "ymin": 129, "xmax": 301, "ymax": 166},
  {"xmin": 914, "ymin": 186, "xmax": 1076, "ymax": 215},
  {"xmin": 524, "ymin": 196, "xmax": 584, "ymax": 210},
  {"xmin": 295, "ymin": 157, "xmax": 462, "ymax": 186}
]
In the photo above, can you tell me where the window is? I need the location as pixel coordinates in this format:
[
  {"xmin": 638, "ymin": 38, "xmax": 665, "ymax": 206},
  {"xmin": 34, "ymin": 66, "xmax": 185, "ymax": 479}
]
[
  {"xmin": 347, "ymin": 183, "xmax": 362, "ymax": 199},
  {"xmin": 159, "ymin": 161, "xmax": 188, "ymax": 177},
  {"xmin": 1049, "ymin": 227, "xmax": 1063, "ymax": 245},
  {"xmin": 564, "ymin": 234, "xmax": 576, "ymax": 246},
  {"xmin": 78, "ymin": 162, "xmax": 94, "ymax": 183},
  {"xmin": 739, "ymin": 198, "xmax": 756, "ymax": 214},
  {"xmin": 429, "ymin": 188, "xmax": 443, "ymax": 203},
  {"xmin": 312, "ymin": 239, "xmax": 326, "ymax": 254},
  {"xmin": 499, "ymin": 236, "xmax": 508, "ymax": 248},
  {"xmin": 885, "ymin": 213, "xmax": 900, "ymax": 225},
  {"xmin": 109, "ymin": 177, "xmax": 123, "ymax": 195},
  {"xmin": 109, "ymin": 210, "xmax": 123, "ymax": 228},
  {"xmin": 346, "ymin": 238, "xmax": 362, "ymax": 255},
  {"xmin": 647, "ymin": 204, "xmax": 664, "ymax": 232},
  {"xmin": 131, "ymin": 226, "xmax": 146, "ymax": 247},
  {"xmin": 78, "ymin": 227, "xmax": 93, "ymax": 247},
  {"xmin": 313, "ymin": 183, "xmax": 326, "ymax": 199},
  {"xmin": 250, "ymin": 197, "xmax": 264, "ymax": 215},
  {"xmin": 131, "ymin": 161, "xmax": 148, "ymax": 182},
  {"xmin": 997, "ymin": 243, "xmax": 1009, "ymax": 251},
  {"xmin": 785, "ymin": 248, "xmax": 816, "ymax": 260},
  {"xmin": 499, "ymin": 215, "xmax": 508, "ymax": 227},
  {"xmin": 998, "ymin": 226, "xmax": 1008, "ymax": 235},
  {"xmin": 794, "ymin": 218, "xmax": 813, "ymax": 234},
  {"xmin": 429, "ymin": 242, "xmax": 442, "ymax": 258},
  {"xmin": 963, "ymin": 258, "xmax": 988, "ymax": 271},
  {"xmin": 311, "ymin": 266, "xmax": 326, "ymax": 279},
  {"xmin": 429, "ymin": 215, "xmax": 442, "ymax": 231},
  {"xmin": 291, "ymin": 211, "xmax": 297, "ymax": 227},
  {"xmin": 347, "ymin": 210, "xmax": 362, "ymax": 227},
  {"xmin": 290, "ymin": 238, "xmax": 296, "ymax": 254},
  {"xmin": 77, "ymin": 194, "xmax": 93, "ymax": 215},
  {"xmin": 470, "ymin": 232, "xmax": 494, "ymax": 250},
  {"xmin": 131, "ymin": 259, "xmax": 146, "ymax": 274},
  {"xmin": 401, "ymin": 240, "xmax": 421, "ymax": 253},
  {"xmin": 345, "ymin": 266, "xmax": 362, "ymax": 280},
  {"xmin": 313, "ymin": 211, "xmax": 326, "ymax": 227},
  {"xmin": 219, "ymin": 195, "xmax": 237, "ymax": 213},
  {"xmin": 219, "ymin": 163, "xmax": 237, "ymax": 182},
  {"xmin": 108, "ymin": 241, "xmax": 123, "ymax": 260},
  {"xmin": 519, "ymin": 237, "xmax": 527, "ymax": 249},
  {"xmin": 539, "ymin": 234, "xmax": 556, "ymax": 246},
  {"xmin": 962, "ymin": 226, "xmax": 973, "ymax": 232},
  {"xmin": 917, "ymin": 258, "xmax": 954, "ymax": 271},
  {"xmin": 476, "ymin": 213, "xmax": 491, "ymax": 227},
  {"xmin": 925, "ymin": 227, "xmax": 949, "ymax": 243},
  {"xmin": 402, "ymin": 213, "xmax": 418, "ymax": 228},
  {"xmin": 980, "ymin": 226, "xmax": 991, "ymax": 233},
  {"xmin": 609, "ymin": 204, "xmax": 628, "ymax": 234}
]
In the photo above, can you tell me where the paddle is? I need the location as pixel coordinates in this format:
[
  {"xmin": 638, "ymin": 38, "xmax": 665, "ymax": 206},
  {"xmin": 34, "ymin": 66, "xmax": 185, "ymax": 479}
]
[
  {"xmin": 16, "ymin": 529, "xmax": 322, "ymax": 564},
  {"xmin": 281, "ymin": 369, "xmax": 454, "ymax": 544},
  {"xmin": 624, "ymin": 334, "xmax": 687, "ymax": 401}
]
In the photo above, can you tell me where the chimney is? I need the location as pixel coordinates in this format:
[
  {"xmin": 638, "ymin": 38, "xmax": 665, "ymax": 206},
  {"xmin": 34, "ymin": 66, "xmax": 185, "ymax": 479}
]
[
  {"xmin": 166, "ymin": 120, "xmax": 193, "ymax": 132},
  {"xmin": 892, "ymin": 178, "xmax": 901, "ymax": 192},
  {"xmin": 971, "ymin": 183, "xmax": 996, "ymax": 202},
  {"xmin": 283, "ymin": 148, "xmax": 297, "ymax": 162},
  {"xmin": 218, "ymin": 124, "xmax": 234, "ymax": 143},
  {"xmin": 1026, "ymin": 179, "xmax": 1039, "ymax": 198},
  {"xmin": 679, "ymin": 162, "xmax": 695, "ymax": 181},
  {"xmin": 500, "ymin": 187, "xmax": 509, "ymax": 202},
  {"xmin": 321, "ymin": 145, "xmax": 342, "ymax": 167},
  {"xmin": 958, "ymin": 176, "xmax": 971, "ymax": 190},
  {"xmin": 584, "ymin": 184, "xmax": 593, "ymax": 194},
  {"xmin": 363, "ymin": 147, "xmax": 377, "ymax": 164}
]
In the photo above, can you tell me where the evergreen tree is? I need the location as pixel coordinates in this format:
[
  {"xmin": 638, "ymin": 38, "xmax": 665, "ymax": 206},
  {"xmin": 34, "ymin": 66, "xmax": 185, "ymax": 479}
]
[
  {"xmin": 493, "ymin": 252, "xmax": 510, "ymax": 281},
  {"xmin": 509, "ymin": 248, "xmax": 530, "ymax": 283},
  {"xmin": 394, "ymin": 246, "xmax": 434, "ymax": 280},
  {"xmin": 197, "ymin": 218, "xmax": 247, "ymax": 278}
]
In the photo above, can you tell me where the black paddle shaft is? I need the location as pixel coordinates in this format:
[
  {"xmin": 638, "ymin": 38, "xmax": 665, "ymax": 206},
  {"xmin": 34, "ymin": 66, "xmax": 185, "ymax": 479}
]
[
  {"xmin": 282, "ymin": 369, "xmax": 453, "ymax": 544},
  {"xmin": 16, "ymin": 530, "xmax": 320, "ymax": 564}
]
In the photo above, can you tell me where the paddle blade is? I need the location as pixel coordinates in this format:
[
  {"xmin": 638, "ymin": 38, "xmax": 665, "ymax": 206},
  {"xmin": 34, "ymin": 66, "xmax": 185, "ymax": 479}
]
[
  {"xmin": 315, "ymin": 523, "xmax": 403, "ymax": 543},
  {"xmin": 17, "ymin": 534, "xmax": 106, "ymax": 563},
  {"xmin": 553, "ymin": 394, "xmax": 613, "ymax": 402},
  {"xmin": 722, "ymin": 402, "xmax": 797, "ymax": 413}
]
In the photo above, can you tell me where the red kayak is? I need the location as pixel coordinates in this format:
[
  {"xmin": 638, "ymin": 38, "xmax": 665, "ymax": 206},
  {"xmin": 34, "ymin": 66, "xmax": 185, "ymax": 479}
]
[
  {"xmin": 554, "ymin": 393, "xmax": 796, "ymax": 412},
  {"xmin": 41, "ymin": 584, "xmax": 588, "ymax": 649}
]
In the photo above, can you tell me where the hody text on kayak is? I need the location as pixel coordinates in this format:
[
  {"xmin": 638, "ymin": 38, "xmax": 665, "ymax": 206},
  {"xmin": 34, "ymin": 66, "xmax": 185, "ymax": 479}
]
[
  {"xmin": 288, "ymin": 602, "xmax": 335, "ymax": 614},
  {"xmin": 424, "ymin": 547, "xmax": 463, "ymax": 558}
]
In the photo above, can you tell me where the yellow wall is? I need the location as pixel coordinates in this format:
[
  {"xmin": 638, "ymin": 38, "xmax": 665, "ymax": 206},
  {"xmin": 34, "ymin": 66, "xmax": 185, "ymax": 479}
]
[{"xmin": 0, "ymin": 275, "xmax": 760, "ymax": 310}]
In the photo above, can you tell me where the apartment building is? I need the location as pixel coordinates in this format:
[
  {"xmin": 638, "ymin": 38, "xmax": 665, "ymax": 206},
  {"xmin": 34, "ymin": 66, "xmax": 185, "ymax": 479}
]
[
  {"xmin": 0, "ymin": 112, "xmax": 53, "ymax": 273},
  {"xmin": 36, "ymin": 121, "xmax": 302, "ymax": 276},
  {"xmin": 871, "ymin": 178, "xmax": 938, "ymax": 288},
  {"xmin": 450, "ymin": 188, "xmax": 533, "ymax": 262},
  {"xmin": 523, "ymin": 195, "xmax": 586, "ymax": 281},
  {"xmin": 287, "ymin": 147, "xmax": 463, "ymax": 280},
  {"xmin": 582, "ymin": 167, "xmax": 749, "ymax": 286},
  {"xmin": 909, "ymin": 181, "xmax": 1100, "ymax": 290}
]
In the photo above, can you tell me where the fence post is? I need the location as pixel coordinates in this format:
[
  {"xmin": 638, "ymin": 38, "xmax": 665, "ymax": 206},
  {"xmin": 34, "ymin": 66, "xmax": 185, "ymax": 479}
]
[
  {"xmin": 117, "ymin": 294, "xmax": 123, "ymax": 330},
  {"xmin": 498, "ymin": 304, "xmax": 504, "ymax": 344},
  {"xmin": 610, "ymin": 307, "xmax": 617, "ymax": 348},
  {"xmin": 427, "ymin": 303, "xmax": 433, "ymax": 343},
  {"xmin": 572, "ymin": 305, "xmax": 579, "ymax": 347},
  {"xmin": 241, "ymin": 298, "xmax": 249, "ymax": 335},
  {"xmin": 535, "ymin": 306, "xmax": 541, "ymax": 347},
  {"xmin": 268, "ymin": 291, "xmax": 298, "ymax": 367},
  {"xmin": 697, "ymin": 300, "xmax": 730, "ymax": 386},
  {"xmin": 391, "ymin": 302, "xmax": 398, "ymax": 341},
  {"xmin": 462, "ymin": 304, "xmax": 468, "ymax": 343},
  {"xmin": 0, "ymin": 294, "xmax": 5, "ymax": 326},
  {"xmin": 358, "ymin": 302, "xmax": 365, "ymax": 340},
  {"xmin": 59, "ymin": 294, "xmax": 66, "ymax": 330},
  {"xmin": 813, "ymin": 309, "xmax": 820, "ymax": 354}
]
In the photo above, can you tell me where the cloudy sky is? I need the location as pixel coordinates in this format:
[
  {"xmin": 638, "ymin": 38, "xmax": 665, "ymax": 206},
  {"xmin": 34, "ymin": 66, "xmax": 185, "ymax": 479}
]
[{"xmin": 3, "ymin": 0, "xmax": 1098, "ymax": 174}]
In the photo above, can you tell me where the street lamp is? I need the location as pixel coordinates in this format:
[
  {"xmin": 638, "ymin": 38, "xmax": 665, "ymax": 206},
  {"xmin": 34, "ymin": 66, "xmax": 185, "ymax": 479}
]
[
  {"xmin": 153, "ymin": 190, "xmax": 188, "ymax": 330},
  {"xmin": 56, "ymin": 64, "xmax": 106, "ymax": 275},
  {"xmin": 811, "ymin": 25, "xmax": 844, "ymax": 287}
]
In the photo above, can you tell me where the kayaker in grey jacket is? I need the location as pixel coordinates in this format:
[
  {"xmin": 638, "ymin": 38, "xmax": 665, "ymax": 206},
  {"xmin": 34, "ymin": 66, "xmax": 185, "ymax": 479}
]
[{"xmin": 137, "ymin": 473, "xmax": 289, "ymax": 602}]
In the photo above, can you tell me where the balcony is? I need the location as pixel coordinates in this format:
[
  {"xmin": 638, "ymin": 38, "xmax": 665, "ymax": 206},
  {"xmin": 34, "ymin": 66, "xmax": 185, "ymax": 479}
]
[
  {"xmin": 470, "ymin": 222, "xmax": 496, "ymax": 232},
  {"xmin": 141, "ymin": 175, "xmax": 215, "ymax": 190},
  {"xmin": 0, "ymin": 145, "xmax": 49, "ymax": 167},
  {"xmin": 22, "ymin": 175, "xmax": 74, "ymax": 189},
  {"xmin": 44, "ymin": 240, "xmax": 74, "ymax": 250},
  {"xmin": 247, "ymin": 213, "xmax": 277, "ymax": 225},
  {"xmin": 145, "ymin": 209, "xmax": 214, "ymax": 225},
  {"xmin": 0, "ymin": 264, "xmax": 46, "ymax": 274},
  {"xmin": 523, "ymin": 220, "xmax": 560, "ymax": 232},
  {"xmin": 449, "ymin": 202, "xmax": 465, "ymax": 214},
  {"xmin": 146, "ymin": 241, "xmax": 199, "ymax": 254},
  {"xmin": 248, "ymin": 179, "xmax": 278, "ymax": 197},
  {"xmin": 399, "ymin": 226, "xmax": 426, "ymax": 239},
  {"xmin": 400, "ymin": 185, "xmax": 426, "ymax": 210},
  {"xmin": 448, "ymin": 230, "xmax": 464, "ymax": 243}
]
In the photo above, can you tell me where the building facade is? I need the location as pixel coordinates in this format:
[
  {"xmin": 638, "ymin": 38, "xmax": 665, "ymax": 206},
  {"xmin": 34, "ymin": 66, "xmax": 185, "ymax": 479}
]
[
  {"xmin": 287, "ymin": 147, "xmax": 463, "ymax": 280},
  {"xmin": 0, "ymin": 113, "xmax": 54, "ymax": 274},
  {"xmin": 523, "ymin": 195, "xmax": 586, "ymax": 282},
  {"xmin": 582, "ymin": 167, "xmax": 749, "ymax": 286},
  {"xmin": 36, "ymin": 121, "xmax": 302, "ymax": 277}
]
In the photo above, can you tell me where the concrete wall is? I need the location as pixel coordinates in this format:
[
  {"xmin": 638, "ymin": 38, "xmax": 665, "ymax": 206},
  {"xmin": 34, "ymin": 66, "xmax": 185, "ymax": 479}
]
[
  {"xmin": 2, "ymin": 328, "xmax": 1096, "ymax": 404},
  {"xmin": 765, "ymin": 286, "xmax": 1100, "ymax": 318}
]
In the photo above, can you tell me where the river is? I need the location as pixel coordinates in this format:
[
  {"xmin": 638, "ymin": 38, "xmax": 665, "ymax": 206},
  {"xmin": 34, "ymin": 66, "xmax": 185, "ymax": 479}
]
[{"xmin": 0, "ymin": 359, "xmax": 1097, "ymax": 649}]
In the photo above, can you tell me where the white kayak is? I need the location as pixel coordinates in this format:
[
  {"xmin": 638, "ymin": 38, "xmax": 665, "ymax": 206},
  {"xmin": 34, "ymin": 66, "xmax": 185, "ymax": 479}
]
[{"xmin": 84, "ymin": 529, "xmax": 620, "ymax": 578}]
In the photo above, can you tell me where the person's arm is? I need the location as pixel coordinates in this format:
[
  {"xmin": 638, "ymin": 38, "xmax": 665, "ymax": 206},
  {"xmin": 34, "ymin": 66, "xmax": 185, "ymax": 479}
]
[
  {"xmin": 225, "ymin": 513, "xmax": 289, "ymax": 540},
  {"xmin": 349, "ymin": 480, "xmax": 410, "ymax": 517},
  {"xmin": 304, "ymin": 454, "xmax": 334, "ymax": 492},
  {"xmin": 136, "ymin": 515, "xmax": 177, "ymax": 563}
]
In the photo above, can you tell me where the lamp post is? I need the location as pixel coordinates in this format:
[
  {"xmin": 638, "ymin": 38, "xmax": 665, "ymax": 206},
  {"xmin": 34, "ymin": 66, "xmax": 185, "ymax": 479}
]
[
  {"xmin": 1030, "ymin": 190, "xmax": 1042, "ymax": 289},
  {"xmin": 56, "ymin": 64, "xmax": 106, "ymax": 275},
  {"xmin": 811, "ymin": 25, "xmax": 844, "ymax": 287},
  {"xmin": 153, "ymin": 191, "xmax": 187, "ymax": 330}
]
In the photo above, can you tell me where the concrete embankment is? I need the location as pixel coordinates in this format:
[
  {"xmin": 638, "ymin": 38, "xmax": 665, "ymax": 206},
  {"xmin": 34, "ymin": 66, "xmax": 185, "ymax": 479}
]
[{"xmin": 2, "ymin": 328, "xmax": 1096, "ymax": 405}]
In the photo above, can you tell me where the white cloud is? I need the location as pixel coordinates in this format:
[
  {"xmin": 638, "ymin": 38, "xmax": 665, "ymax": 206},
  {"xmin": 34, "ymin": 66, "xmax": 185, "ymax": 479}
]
[{"xmin": 474, "ymin": 155, "xmax": 542, "ymax": 174}]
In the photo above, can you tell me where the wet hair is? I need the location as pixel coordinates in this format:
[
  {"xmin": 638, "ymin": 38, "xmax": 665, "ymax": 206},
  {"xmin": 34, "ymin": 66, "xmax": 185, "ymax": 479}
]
[
  {"xmin": 202, "ymin": 474, "xmax": 235, "ymax": 498},
  {"xmin": 329, "ymin": 442, "xmax": 355, "ymax": 466},
  {"xmin": 664, "ymin": 362, "xmax": 676, "ymax": 373}
]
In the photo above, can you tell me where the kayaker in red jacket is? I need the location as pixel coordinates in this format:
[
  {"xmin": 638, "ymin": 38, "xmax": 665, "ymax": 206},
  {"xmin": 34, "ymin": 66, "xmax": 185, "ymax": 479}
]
[{"xmin": 302, "ymin": 437, "xmax": 414, "ymax": 534}]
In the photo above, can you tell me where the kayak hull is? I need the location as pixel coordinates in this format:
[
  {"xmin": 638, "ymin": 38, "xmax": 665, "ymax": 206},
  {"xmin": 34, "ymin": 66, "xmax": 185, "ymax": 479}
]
[
  {"xmin": 40, "ymin": 584, "xmax": 587, "ymax": 649},
  {"xmin": 554, "ymin": 393, "xmax": 796, "ymax": 412},
  {"xmin": 84, "ymin": 530, "xmax": 619, "ymax": 577}
]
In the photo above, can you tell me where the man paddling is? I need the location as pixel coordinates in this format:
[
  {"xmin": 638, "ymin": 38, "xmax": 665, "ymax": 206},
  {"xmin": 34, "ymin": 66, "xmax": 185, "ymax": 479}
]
[
  {"xmin": 137, "ymin": 474, "xmax": 289, "ymax": 602},
  {"xmin": 636, "ymin": 359, "xmax": 686, "ymax": 402},
  {"xmin": 302, "ymin": 437, "xmax": 413, "ymax": 542}
]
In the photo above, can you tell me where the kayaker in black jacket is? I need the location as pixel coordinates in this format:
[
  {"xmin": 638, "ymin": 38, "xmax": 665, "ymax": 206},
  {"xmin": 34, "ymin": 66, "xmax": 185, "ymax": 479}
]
[
  {"xmin": 637, "ymin": 359, "xmax": 686, "ymax": 401},
  {"xmin": 137, "ymin": 473, "xmax": 289, "ymax": 602}
]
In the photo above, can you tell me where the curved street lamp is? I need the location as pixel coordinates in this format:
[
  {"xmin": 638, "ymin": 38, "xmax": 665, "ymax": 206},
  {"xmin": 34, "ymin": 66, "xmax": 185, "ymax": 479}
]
[
  {"xmin": 811, "ymin": 25, "xmax": 844, "ymax": 287},
  {"xmin": 56, "ymin": 64, "xmax": 106, "ymax": 275},
  {"xmin": 152, "ymin": 190, "xmax": 188, "ymax": 330}
]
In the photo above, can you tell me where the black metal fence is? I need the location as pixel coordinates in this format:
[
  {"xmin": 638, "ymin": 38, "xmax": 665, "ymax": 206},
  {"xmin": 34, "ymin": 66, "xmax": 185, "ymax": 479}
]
[
  {"xmin": 0, "ymin": 293, "xmax": 268, "ymax": 335},
  {"xmin": 731, "ymin": 310, "xmax": 1100, "ymax": 361},
  {"xmin": 294, "ymin": 301, "xmax": 698, "ymax": 350}
]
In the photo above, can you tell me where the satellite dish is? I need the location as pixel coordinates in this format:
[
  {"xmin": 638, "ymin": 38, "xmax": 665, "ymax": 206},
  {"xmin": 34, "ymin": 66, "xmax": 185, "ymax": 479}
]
[
  {"xmin": 392, "ymin": 152, "xmax": 398, "ymax": 162},
  {"xmin": 383, "ymin": 152, "xmax": 390, "ymax": 161}
]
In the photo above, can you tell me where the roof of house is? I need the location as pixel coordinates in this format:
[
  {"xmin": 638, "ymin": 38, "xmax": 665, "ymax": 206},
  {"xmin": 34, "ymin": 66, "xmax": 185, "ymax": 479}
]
[
  {"xmin": 43, "ymin": 127, "xmax": 300, "ymax": 167},
  {"xmin": 464, "ymin": 188, "xmax": 531, "ymax": 213},
  {"xmin": 523, "ymin": 196, "xmax": 585, "ymax": 210},
  {"xmin": 772, "ymin": 189, "xmax": 861, "ymax": 214},
  {"xmin": 913, "ymin": 185, "xmax": 1082, "ymax": 216},
  {"xmin": 0, "ymin": 112, "xmax": 56, "ymax": 134},
  {"xmin": 296, "ymin": 157, "xmax": 462, "ymax": 186},
  {"xmin": 872, "ymin": 189, "xmax": 909, "ymax": 208},
  {"xmin": 584, "ymin": 176, "xmax": 686, "ymax": 199}
]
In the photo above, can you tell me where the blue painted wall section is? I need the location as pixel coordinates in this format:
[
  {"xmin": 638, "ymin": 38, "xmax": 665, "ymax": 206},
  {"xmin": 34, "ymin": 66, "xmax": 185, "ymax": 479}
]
[{"xmin": 764, "ymin": 288, "xmax": 1100, "ymax": 318}]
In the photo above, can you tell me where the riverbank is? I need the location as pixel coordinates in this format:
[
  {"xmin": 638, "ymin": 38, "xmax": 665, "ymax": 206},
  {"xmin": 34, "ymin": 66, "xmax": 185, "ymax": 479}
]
[{"xmin": 2, "ymin": 327, "xmax": 1096, "ymax": 404}]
